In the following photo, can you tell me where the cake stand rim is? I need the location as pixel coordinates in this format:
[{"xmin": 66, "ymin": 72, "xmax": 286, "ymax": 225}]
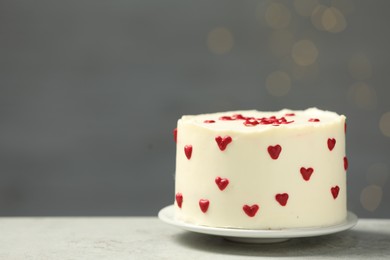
[{"xmin": 158, "ymin": 204, "xmax": 358, "ymax": 240}]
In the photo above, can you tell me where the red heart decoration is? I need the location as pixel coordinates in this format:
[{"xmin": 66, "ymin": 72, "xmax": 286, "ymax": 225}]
[
  {"xmin": 327, "ymin": 138, "xmax": 336, "ymax": 151},
  {"xmin": 173, "ymin": 128, "xmax": 177, "ymax": 143},
  {"xmin": 300, "ymin": 167, "xmax": 314, "ymax": 181},
  {"xmin": 243, "ymin": 204, "xmax": 259, "ymax": 217},
  {"xmin": 268, "ymin": 145, "xmax": 282, "ymax": 160},
  {"xmin": 331, "ymin": 186, "xmax": 340, "ymax": 199},
  {"xmin": 275, "ymin": 193, "xmax": 289, "ymax": 206},
  {"xmin": 215, "ymin": 136, "xmax": 232, "ymax": 151},
  {"xmin": 199, "ymin": 199, "xmax": 210, "ymax": 213},
  {"xmin": 215, "ymin": 177, "xmax": 229, "ymax": 191},
  {"xmin": 175, "ymin": 193, "xmax": 183, "ymax": 208},
  {"xmin": 344, "ymin": 156, "xmax": 348, "ymax": 171},
  {"xmin": 184, "ymin": 145, "xmax": 192, "ymax": 160}
]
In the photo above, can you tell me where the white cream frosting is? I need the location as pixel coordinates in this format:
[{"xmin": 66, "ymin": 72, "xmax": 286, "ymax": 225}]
[{"xmin": 174, "ymin": 108, "xmax": 347, "ymax": 229}]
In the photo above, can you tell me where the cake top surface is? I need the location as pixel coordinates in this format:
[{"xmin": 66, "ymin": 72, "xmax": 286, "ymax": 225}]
[{"xmin": 179, "ymin": 107, "xmax": 345, "ymax": 132}]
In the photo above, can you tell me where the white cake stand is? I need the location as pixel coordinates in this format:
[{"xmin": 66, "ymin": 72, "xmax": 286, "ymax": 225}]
[{"xmin": 158, "ymin": 205, "xmax": 358, "ymax": 243}]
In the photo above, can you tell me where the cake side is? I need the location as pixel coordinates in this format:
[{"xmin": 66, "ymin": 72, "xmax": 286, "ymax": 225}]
[{"xmin": 174, "ymin": 108, "xmax": 347, "ymax": 229}]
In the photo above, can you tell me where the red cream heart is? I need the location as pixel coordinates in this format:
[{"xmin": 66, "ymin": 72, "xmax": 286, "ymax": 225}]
[
  {"xmin": 173, "ymin": 128, "xmax": 177, "ymax": 143},
  {"xmin": 300, "ymin": 167, "xmax": 314, "ymax": 181},
  {"xmin": 175, "ymin": 193, "xmax": 183, "ymax": 208},
  {"xmin": 344, "ymin": 156, "xmax": 348, "ymax": 171},
  {"xmin": 215, "ymin": 177, "xmax": 229, "ymax": 191},
  {"xmin": 184, "ymin": 145, "xmax": 192, "ymax": 160},
  {"xmin": 243, "ymin": 204, "xmax": 259, "ymax": 217},
  {"xmin": 268, "ymin": 145, "xmax": 282, "ymax": 160},
  {"xmin": 199, "ymin": 199, "xmax": 210, "ymax": 213},
  {"xmin": 275, "ymin": 193, "xmax": 289, "ymax": 206},
  {"xmin": 328, "ymin": 138, "xmax": 336, "ymax": 151},
  {"xmin": 215, "ymin": 136, "xmax": 232, "ymax": 151},
  {"xmin": 331, "ymin": 186, "xmax": 340, "ymax": 199}
]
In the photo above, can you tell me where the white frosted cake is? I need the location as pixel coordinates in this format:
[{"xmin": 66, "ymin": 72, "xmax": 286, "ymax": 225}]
[{"xmin": 173, "ymin": 108, "xmax": 348, "ymax": 229}]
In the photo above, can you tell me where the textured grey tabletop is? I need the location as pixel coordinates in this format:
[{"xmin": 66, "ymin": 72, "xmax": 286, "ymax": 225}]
[{"xmin": 0, "ymin": 217, "xmax": 389, "ymax": 259}]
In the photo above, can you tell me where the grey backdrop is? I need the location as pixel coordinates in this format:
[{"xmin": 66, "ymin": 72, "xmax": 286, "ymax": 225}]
[{"xmin": 0, "ymin": 0, "xmax": 389, "ymax": 217}]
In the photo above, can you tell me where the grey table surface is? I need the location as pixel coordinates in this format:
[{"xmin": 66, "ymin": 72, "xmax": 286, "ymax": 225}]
[{"xmin": 0, "ymin": 216, "xmax": 389, "ymax": 259}]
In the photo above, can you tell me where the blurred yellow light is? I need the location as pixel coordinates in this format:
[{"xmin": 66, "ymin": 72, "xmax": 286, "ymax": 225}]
[
  {"xmin": 322, "ymin": 8, "xmax": 338, "ymax": 30},
  {"xmin": 266, "ymin": 71, "xmax": 291, "ymax": 96},
  {"xmin": 348, "ymin": 53, "xmax": 372, "ymax": 80},
  {"xmin": 294, "ymin": 0, "xmax": 319, "ymax": 17},
  {"xmin": 379, "ymin": 112, "xmax": 390, "ymax": 137},
  {"xmin": 292, "ymin": 40, "xmax": 318, "ymax": 66},
  {"xmin": 268, "ymin": 29, "xmax": 294, "ymax": 58},
  {"xmin": 347, "ymin": 82, "xmax": 377, "ymax": 110},
  {"xmin": 311, "ymin": 5, "xmax": 327, "ymax": 31},
  {"xmin": 360, "ymin": 185, "xmax": 382, "ymax": 212},
  {"xmin": 265, "ymin": 3, "xmax": 291, "ymax": 29},
  {"xmin": 322, "ymin": 7, "xmax": 347, "ymax": 33},
  {"xmin": 207, "ymin": 27, "xmax": 234, "ymax": 54}
]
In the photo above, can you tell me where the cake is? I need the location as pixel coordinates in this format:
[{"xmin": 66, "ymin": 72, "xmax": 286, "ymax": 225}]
[{"xmin": 173, "ymin": 108, "xmax": 347, "ymax": 229}]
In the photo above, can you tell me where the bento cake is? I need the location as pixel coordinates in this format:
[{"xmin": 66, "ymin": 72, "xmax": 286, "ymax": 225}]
[{"xmin": 173, "ymin": 108, "xmax": 347, "ymax": 229}]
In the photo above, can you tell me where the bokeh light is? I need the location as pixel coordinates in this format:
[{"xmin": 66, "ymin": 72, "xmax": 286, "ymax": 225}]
[
  {"xmin": 347, "ymin": 82, "xmax": 377, "ymax": 110},
  {"xmin": 207, "ymin": 27, "xmax": 234, "ymax": 54},
  {"xmin": 294, "ymin": 0, "xmax": 319, "ymax": 17},
  {"xmin": 367, "ymin": 163, "xmax": 389, "ymax": 187},
  {"xmin": 379, "ymin": 112, "xmax": 390, "ymax": 137},
  {"xmin": 348, "ymin": 53, "xmax": 373, "ymax": 80},
  {"xmin": 360, "ymin": 185, "xmax": 383, "ymax": 212},
  {"xmin": 321, "ymin": 7, "xmax": 347, "ymax": 33},
  {"xmin": 266, "ymin": 71, "xmax": 291, "ymax": 96},
  {"xmin": 268, "ymin": 29, "xmax": 294, "ymax": 58},
  {"xmin": 292, "ymin": 40, "xmax": 319, "ymax": 66},
  {"xmin": 265, "ymin": 3, "xmax": 291, "ymax": 29},
  {"xmin": 311, "ymin": 5, "xmax": 327, "ymax": 31},
  {"xmin": 311, "ymin": 5, "xmax": 347, "ymax": 33}
]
